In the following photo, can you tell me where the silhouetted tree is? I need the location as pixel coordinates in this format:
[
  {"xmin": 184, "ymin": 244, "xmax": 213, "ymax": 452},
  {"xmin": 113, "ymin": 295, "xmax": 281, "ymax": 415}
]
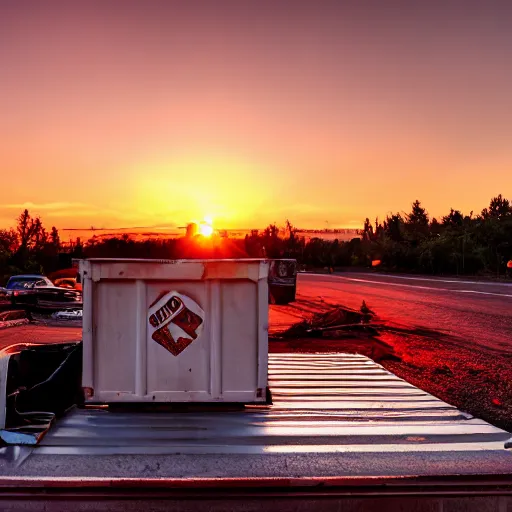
[
  {"xmin": 16, "ymin": 209, "xmax": 33, "ymax": 249},
  {"xmin": 407, "ymin": 200, "xmax": 429, "ymax": 227},
  {"xmin": 383, "ymin": 214, "xmax": 404, "ymax": 242},
  {"xmin": 362, "ymin": 218, "xmax": 374, "ymax": 242},
  {"xmin": 429, "ymin": 218, "xmax": 442, "ymax": 236},
  {"xmin": 0, "ymin": 229, "xmax": 18, "ymax": 253},
  {"xmin": 50, "ymin": 226, "xmax": 61, "ymax": 250},
  {"xmin": 487, "ymin": 194, "xmax": 511, "ymax": 219},
  {"xmin": 31, "ymin": 217, "xmax": 48, "ymax": 252},
  {"xmin": 442, "ymin": 209, "xmax": 464, "ymax": 227}
]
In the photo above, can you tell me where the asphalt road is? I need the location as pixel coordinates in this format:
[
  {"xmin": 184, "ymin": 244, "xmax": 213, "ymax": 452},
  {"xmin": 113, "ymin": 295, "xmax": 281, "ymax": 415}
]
[
  {"xmin": 295, "ymin": 272, "xmax": 512, "ymax": 355},
  {"xmin": 0, "ymin": 324, "xmax": 82, "ymax": 351},
  {"xmin": 2, "ymin": 272, "xmax": 511, "ymax": 355}
]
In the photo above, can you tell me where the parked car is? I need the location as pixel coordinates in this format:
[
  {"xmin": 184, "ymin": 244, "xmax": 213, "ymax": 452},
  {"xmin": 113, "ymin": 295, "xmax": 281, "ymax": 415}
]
[
  {"xmin": 268, "ymin": 259, "xmax": 297, "ymax": 304},
  {"xmin": 5, "ymin": 274, "xmax": 82, "ymax": 310},
  {"xmin": 54, "ymin": 278, "xmax": 75, "ymax": 289},
  {"xmin": 54, "ymin": 277, "xmax": 82, "ymax": 291}
]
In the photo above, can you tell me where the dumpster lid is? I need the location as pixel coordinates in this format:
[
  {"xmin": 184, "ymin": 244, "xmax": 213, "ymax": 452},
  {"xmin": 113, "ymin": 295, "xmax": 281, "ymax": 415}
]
[
  {"xmin": 81, "ymin": 258, "xmax": 268, "ymax": 263},
  {"xmin": 79, "ymin": 258, "xmax": 269, "ymax": 282}
]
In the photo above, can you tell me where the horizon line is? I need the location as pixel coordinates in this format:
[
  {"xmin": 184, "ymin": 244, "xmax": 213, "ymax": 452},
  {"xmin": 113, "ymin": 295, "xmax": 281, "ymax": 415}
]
[{"xmin": 59, "ymin": 226, "xmax": 362, "ymax": 232}]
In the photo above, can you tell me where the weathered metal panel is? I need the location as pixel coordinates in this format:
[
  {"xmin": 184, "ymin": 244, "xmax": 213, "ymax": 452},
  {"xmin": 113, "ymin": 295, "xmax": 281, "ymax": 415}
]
[
  {"xmin": 221, "ymin": 281, "xmax": 258, "ymax": 395},
  {"xmin": 257, "ymin": 274, "xmax": 269, "ymax": 393},
  {"xmin": 95, "ymin": 281, "xmax": 138, "ymax": 395},
  {"xmin": 80, "ymin": 259, "xmax": 269, "ymax": 404},
  {"xmin": 3, "ymin": 352, "xmax": 511, "ymax": 481}
]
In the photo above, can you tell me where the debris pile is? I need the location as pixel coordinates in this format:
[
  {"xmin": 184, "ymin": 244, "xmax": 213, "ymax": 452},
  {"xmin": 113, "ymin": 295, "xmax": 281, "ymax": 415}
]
[
  {"xmin": 0, "ymin": 310, "xmax": 28, "ymax": 322},
  {"xmin": 0, "ymin": 310, "xmax": 30, "ymax": 330},
  {"xmin": 277, "ymin": 301, "xmax": 378, "ymax": 339}
]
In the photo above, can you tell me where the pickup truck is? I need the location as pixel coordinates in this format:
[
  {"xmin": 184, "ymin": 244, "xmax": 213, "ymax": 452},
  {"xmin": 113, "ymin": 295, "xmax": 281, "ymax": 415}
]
[
  {"xmin": 0, "ymin": 258, "xmax": 511, "ymax": 511},
  {"xmin": 0, "ymin": 341, "xmax": 511, "ymax": 510}
]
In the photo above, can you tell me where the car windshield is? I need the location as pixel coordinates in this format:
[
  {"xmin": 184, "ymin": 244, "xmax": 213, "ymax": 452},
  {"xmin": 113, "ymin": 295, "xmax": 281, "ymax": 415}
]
[{"xmin": 7, "ymin": 278, "xmax": 45, "ymax": 289}]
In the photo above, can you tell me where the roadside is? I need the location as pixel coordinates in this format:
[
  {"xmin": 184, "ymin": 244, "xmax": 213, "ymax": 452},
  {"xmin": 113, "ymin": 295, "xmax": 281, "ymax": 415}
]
[
  {"xmin": 0, "ymin": 309, "xmax": 82, "ymax": 350},
  {"xmin": 296, "ymin": 272, "xmax": 512, "ymax": 356},
  {"xmin": 270, "ymin": 297, "xmax": 512, "ymax": 433}
]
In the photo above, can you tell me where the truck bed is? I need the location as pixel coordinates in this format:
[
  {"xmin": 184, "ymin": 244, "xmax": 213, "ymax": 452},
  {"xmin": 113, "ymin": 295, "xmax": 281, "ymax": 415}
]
[
  {"xmin": 0, "ymin": 352, "xmax": 511, "ymax": 510},
  {"xmin": 1, "ymin": 352, "xmax": 511, "ymax": 480}
]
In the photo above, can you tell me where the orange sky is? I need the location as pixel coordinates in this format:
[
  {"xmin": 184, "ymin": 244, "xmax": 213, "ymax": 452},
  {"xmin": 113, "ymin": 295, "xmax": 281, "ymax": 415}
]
[{"xmin": 1, "ymin": 1, "xmax": 511, "ymax": 233}]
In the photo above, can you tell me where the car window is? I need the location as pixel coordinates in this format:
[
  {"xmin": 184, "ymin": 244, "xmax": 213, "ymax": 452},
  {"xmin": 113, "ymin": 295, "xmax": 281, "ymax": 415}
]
[
  {"xmin": 9, "ymin": 280, "xmax": 35, "ymax": 289},
  {"xmin": 7, "ymin": 277, "xmax": 47, "ymax": 289}
]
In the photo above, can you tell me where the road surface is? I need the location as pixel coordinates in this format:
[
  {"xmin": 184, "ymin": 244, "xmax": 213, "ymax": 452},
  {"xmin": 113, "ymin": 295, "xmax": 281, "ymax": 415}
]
[
  {"xmin": 0, "ymin": 324, "xmax": 81, "ymax": 351},
  {"xmin": 278, "ymin": 272, "xmax": 512, "ymax": 355},
  {"xmin": 1, "ymin": 272, "xmax": 511, "ymax": 355}
]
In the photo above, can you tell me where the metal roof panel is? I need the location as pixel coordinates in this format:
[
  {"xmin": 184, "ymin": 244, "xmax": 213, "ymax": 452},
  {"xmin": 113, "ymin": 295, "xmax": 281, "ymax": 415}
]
[{"xmin": 1, "ymin": 353, "xmax": 511, "ymax": 478}]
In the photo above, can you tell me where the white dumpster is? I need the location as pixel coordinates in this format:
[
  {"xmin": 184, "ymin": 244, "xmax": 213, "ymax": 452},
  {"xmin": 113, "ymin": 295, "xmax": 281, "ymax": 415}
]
[{"xmin": 79, "ymin": 259, "xmax": 269, "ymax": 404}]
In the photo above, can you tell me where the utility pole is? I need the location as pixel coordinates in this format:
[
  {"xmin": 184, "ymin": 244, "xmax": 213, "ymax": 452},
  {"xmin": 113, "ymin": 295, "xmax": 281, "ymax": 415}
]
[{"xmin": 462, "ymin": 231, "xmax": 466, "ymax": 273}]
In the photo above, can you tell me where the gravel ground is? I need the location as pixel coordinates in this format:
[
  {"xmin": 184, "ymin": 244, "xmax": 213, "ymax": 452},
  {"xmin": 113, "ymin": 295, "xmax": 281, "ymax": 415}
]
[{"xmin": 381, "ymin": 331, "xmax": 512, "ymax": 433}]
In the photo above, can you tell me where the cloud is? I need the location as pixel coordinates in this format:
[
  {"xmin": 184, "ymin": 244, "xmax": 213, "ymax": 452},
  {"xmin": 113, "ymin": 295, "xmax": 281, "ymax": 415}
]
[
  {"xmin": 0, "ymin": 202, "xmax": 186, "ymax": 230},
  {"xmin": 2, "ymin": 202, "xmax": 89, "ymax": 211},
  {"xmin": 45, "ymin": 210, "xmax": 103, "ymax": 218}
]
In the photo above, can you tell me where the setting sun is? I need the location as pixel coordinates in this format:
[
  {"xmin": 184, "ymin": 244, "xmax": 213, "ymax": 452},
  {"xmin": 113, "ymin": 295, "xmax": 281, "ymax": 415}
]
[{"xmin": 199, "ymin": 218, "xmax": 214, "ymax": 237}]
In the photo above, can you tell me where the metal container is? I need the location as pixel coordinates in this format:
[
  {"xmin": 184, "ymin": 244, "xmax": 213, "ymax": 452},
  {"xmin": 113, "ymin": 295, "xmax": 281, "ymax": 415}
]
[{"xmin": 79, "ymin": 259, "xmax": 269, "ymax": 404}]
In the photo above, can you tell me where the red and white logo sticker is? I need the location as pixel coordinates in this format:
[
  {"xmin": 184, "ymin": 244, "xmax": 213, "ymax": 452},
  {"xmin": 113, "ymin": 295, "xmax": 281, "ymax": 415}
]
[{"xmin": 148, "ymin": 292, "xmax": 204, "ymax": 356}]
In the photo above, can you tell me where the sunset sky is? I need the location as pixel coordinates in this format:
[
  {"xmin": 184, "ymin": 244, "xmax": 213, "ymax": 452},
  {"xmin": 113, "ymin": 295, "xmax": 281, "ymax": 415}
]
[{"xmin": 1, "ymin": 1, "xmax": 511, "ymax": 233}]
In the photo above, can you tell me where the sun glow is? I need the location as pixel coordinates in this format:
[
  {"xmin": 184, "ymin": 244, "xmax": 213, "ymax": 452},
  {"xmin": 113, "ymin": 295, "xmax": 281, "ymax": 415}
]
[
  {"xmin": 133, "ymin": 154, "xmax": 277, "ymax": 229},
  {"xmin": 199, "ymin": 217, "xmax": 214, "ymax": 237}
]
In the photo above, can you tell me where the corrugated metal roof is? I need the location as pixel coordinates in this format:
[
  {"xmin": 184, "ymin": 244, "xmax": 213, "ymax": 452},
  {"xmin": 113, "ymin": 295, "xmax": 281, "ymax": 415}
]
[{"xmin": 1, "ymin": 353, "xmax": 511, "ymax": 477}]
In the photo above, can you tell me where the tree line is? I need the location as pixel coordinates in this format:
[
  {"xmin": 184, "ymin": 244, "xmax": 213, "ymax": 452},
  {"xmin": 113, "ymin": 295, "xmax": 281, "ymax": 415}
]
[
  {"xmin": 357, "ymin": 195, "xmax": 512, "ymax": 276},
  {"xmin": 1, "ymin": 195, "xmax": 511, "ymax": 284},
  {"xmin": 241, "ymin": 195, "xmax": 512, "ymax": 277},
  {"xmin": 0, "ymin": 209, "xmax": 63, "ymax": 284}
]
